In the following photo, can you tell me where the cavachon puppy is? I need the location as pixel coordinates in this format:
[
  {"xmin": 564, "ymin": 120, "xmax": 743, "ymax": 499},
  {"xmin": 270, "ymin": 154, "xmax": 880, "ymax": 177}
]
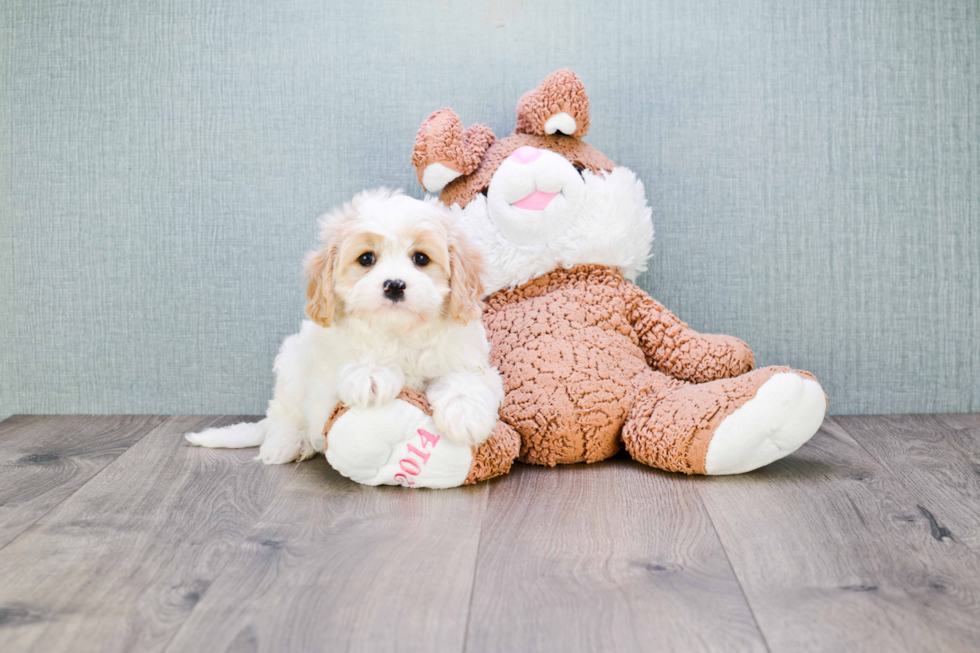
[{"xmin": 186, "ymin": 189, "xmax": 520, "ymax": 487}]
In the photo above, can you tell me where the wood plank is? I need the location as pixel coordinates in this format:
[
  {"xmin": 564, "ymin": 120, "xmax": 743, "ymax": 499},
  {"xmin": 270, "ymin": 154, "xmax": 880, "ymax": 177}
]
[
  {"xmin": 0, "ymin": 415, "xmax": 167, "ymax": 548},
  {"xmin": 697, "ymin": 417, "xmax": 980, "ymax": 652},
  {"xmin": 936, "ymin": 413, "xmax": 980, "ymax": 431},
  {"xmin": 465, "ymin": 457, "xmax": 767, "ymax": 653},
  {"xmin": 0, "ymin": 415, "xmax": 295, "ymax": 653},
  {"xmin": 837, "ymin": 414, "xmax": 980, "ymax": 554},
  {"xmin": 163, "ymin": 455, "xmax": 489, "ymax": 653}
]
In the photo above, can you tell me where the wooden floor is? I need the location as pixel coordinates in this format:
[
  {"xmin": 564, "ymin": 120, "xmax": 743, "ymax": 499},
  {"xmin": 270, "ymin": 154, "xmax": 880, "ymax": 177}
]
[{"xmin": 1, "ymin": 415, "xmax": 979, "ymax": 652}]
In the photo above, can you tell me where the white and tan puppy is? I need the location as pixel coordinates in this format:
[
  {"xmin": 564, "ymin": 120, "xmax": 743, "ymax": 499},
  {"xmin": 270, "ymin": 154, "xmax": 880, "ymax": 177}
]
[{"xmin": 186, "ymin": 188, "xmax": 503, "ymax": 467}]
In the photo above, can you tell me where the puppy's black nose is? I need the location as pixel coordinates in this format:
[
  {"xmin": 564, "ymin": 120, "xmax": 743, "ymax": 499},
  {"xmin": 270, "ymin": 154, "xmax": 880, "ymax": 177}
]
[{"xmin": 383, "ymin": 279, "xmax": 406, "ymax": 302}]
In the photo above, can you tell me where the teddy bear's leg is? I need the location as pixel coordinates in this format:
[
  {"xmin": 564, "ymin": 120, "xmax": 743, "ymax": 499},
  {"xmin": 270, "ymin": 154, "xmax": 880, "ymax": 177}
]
[
  {"xmin": 464, "ymin": 420, "xmax": 522, "ymax": 484},
  {"xmin": 623, "ymin": 367, "xmax": 826, "ymax": 475},
  {"xmin": 324, "ymin": 388, "xmax": 519, "ymax": 488}
]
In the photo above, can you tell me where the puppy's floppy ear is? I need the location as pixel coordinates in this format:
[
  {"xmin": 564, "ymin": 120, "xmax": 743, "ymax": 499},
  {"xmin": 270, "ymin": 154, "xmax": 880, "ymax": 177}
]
[
  {"xmin": 305, "ymin": 201, "xmax": 358, "ymax": 328},
  {"xmin": 445, "ymin": 219, "xmax": 485, "ymax": 324},
  {"xmin": 304, "ymin": 243, "xmax": 337, "ymax": 327}
]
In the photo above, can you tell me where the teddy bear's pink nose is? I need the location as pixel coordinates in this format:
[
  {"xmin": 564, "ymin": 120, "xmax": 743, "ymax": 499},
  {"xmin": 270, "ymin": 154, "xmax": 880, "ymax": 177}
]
[{"xmin": 511, "ymin": 146, "xmax": 542, "ymax": 164}]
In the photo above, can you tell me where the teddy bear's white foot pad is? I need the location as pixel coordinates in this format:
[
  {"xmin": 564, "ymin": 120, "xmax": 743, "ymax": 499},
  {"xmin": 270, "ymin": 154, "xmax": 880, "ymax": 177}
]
[
  {"xmin": 326, "ymin": 399, "xmax": 474, "ymax": 488},
  {"xmin": 704, "ymin": 373, "xmax": 826, "ymax": 475}
]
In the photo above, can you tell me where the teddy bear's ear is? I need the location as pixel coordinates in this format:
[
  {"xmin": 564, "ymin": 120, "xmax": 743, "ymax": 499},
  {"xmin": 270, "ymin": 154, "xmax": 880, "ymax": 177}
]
[
  {"xmin": 515, "ymin": 69, "xmax": 591, "ymax": 139},
  {"xmin": 411, "ymin": 108, "xmax": 495, "ymax": 193}
]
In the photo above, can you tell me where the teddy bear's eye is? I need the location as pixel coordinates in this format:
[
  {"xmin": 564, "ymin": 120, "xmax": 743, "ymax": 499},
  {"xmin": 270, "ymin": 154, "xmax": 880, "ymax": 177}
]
[{"xmin": 358, "ymin": 252, "xmax": 376, "ymax": 267}]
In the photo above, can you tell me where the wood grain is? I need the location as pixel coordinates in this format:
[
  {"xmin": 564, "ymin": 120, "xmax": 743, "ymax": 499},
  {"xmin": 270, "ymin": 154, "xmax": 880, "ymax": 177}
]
[
  {"xmin": 4, "ymin": 414, "xmax": 980, "ymax": 652},
  {"xmin": 0, "ymin": 415, "xmax": 295, "ymax": 653},
  {"xmin": 837, "ymin": 414, "xmax": 980, "ymax": 554},
  {"xmin": 163, "ymin": 455, "xmax": 489, "ymax": 653},
  {"xmin": 464, "ymin": 457, "xmax": 767, "ymax": 653},
  {"xmin": 936, "ymin": 413, "xmax": 980, "ymax": 431},
  {"xmin": 0, "ymin": 415, "xmax": 166, "ymax": 548},
  {"xmin": 696, "ymin": 417, "xmax": 980, "ymax": 652}
]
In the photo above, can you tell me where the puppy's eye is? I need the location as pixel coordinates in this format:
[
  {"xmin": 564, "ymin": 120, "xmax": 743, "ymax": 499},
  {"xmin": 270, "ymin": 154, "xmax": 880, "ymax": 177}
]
[
  {"xmin": 573, "ymin": 164, "xmax": 586, "ymax": 177},
  {"xmin": 413, "ymin": 252, "xmax": 430, "ymax": 267},
  {"xmin": 358, "ymin": 252, "xmax": 376, "ymax": 267}
]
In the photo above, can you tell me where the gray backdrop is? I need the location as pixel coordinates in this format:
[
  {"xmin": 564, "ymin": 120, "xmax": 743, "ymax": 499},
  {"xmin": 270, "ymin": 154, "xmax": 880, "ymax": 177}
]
[{"xmin": 2, "ymin": 0, "xmax": 978, "ymax": 418}]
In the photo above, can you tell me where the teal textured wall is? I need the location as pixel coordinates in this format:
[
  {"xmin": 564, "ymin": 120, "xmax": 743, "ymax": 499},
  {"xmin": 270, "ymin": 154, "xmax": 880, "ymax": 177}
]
[{"xmin": 2, "ymin": 0, "xmax": 978, "ymax": 416}]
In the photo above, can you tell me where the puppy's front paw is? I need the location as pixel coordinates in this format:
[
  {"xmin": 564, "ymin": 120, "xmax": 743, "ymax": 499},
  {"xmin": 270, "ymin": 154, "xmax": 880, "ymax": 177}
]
[
  {"xmin": 430, "ymin": 391, "xmax": 498, "ymax": 447},
  {"xmin": 337, "ymin": 364, "xmax": 404, "ymax": 409}
]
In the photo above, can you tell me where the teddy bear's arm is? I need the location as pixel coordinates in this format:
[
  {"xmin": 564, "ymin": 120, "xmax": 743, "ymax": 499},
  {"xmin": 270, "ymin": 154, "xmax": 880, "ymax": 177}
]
[{"xmin": 621, "ymin": 281, "xmax": 754, "ymax": 383}]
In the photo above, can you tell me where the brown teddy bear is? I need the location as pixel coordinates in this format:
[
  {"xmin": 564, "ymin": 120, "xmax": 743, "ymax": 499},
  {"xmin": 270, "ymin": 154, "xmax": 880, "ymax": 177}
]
[{"xmin": 407, "ymin": 70, "xmax": 827, "ymax": 477}]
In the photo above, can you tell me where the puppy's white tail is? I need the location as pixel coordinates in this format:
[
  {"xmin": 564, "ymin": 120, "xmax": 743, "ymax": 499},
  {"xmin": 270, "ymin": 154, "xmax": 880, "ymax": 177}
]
[{"xmin": 185, "ymin": 419, "xmax": 268, "ymax": 449}]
